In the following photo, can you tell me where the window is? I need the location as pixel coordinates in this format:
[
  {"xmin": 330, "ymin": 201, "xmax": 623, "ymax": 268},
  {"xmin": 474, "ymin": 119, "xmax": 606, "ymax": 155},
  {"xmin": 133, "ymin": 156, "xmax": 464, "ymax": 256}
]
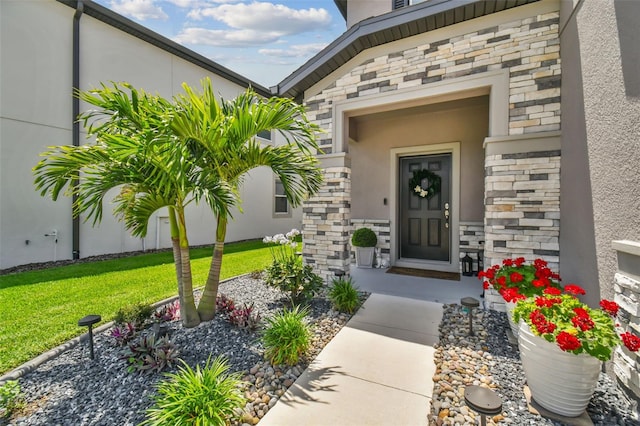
[
  {"xmin": 274, "ymin": 179, "xmax": 289, "ymax": 215},
  {"xmin": 257, "ymin": 130, "xmax": 272, "ymax": 141}
]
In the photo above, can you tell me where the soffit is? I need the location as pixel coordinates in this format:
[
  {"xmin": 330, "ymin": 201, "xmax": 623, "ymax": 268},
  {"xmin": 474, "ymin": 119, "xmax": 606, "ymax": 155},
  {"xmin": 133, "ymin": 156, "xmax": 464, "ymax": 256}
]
[{"xmin": 279, "ymin": 0, "xmax": 539, "ymax": 100}]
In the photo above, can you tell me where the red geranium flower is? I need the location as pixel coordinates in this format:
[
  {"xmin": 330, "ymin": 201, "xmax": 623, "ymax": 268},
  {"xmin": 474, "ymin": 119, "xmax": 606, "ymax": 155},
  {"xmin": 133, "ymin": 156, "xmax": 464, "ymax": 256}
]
[
  {"xmin": 621, "ymin": 332, "xmax": 640, "ymax": 352},
  {"xmin": 599, "ymin": 300, "xmax": 619, "ymax": 317},
  {"xmin": 503, "ymin": 258, "xmax": 513, "ymax": 266},
  {"xmin": 564, "ymin": 284, "xmax": 586, "ymax": 295},
  {"xmin": 543, "ymin": 287, "xmax": 562, "ymax": 295},
  {"xmin": 571, "ymin": 312, "xmax": 594, "ymax": 331},
  {"xmin": 510, "ymin": 272, "xmax": 524, "ymax": 283},
  {"xmin": 497, "ymin": 275, "xmax": 507, "ymax": 288},
  {"xmin": 514, "ymin": 257, "xmax": 526, "ymax": 267},
  {"xmin": 532, "ymin": 279, "xmax": 546, "ymax": 288},
  {"xmin": 535, "ymin": 296, "xmax": 562, "ymax": 308},
  {"xmin": 500, "ymin": 287, "xmax": 526, "ymax": 303},
  {"xmin": 556, "ymin": 331, "xmax": 582, "ymax": 351},
  {"xmin": 483, "ymin": 281, "xmax": 490, "ymax": 290}
]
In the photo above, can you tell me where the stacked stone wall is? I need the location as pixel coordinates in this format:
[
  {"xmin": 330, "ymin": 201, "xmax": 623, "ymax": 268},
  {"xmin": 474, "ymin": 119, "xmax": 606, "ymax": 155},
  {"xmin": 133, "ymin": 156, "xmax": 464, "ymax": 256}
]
[
  {"xmin": 484, "ymin": 150, "xmax": 560, "ymax": 270},
  {"xmin": 305, "ymin": 11, "xmax": 561, "ymax": 155},
  {"xmin": 613, "ymin": 242, "xmax": 640, "ymax": 403},
  {"xmin": 302, "ymin": 167, "xmax": 351, "ymax": 281},
  {"xmin": 459, "ymin": 222, "xmax": 485, "ymax": 272}
]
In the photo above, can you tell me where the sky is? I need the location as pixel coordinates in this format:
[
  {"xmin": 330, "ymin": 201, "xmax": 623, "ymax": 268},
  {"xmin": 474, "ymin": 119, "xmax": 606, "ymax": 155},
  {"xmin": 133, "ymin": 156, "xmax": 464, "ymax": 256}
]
[{"xmin": 93, "ymin": 0, "xmax": 347, "ymax": 88}]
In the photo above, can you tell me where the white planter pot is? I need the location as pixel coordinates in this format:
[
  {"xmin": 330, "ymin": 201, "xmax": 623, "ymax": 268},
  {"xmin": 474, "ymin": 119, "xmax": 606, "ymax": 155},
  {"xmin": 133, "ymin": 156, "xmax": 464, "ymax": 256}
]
[
  {"xmin": 518, "ymin": 322, "xmax": 601, "ymax": 417},
  {"xmin": 505, "ymin": 301, "xmax": 519, "ymax": 337},
  {"xmin": 355, "ymin": 247, "xmax": 375, "ymax": 268}
]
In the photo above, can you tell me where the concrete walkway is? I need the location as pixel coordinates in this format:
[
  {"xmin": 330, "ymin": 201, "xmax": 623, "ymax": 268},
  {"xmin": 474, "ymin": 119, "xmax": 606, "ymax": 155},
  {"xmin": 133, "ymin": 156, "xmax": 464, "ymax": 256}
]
[{"xmin": 260, "ymin": 267, "xmax": 482, "ymax": 425}]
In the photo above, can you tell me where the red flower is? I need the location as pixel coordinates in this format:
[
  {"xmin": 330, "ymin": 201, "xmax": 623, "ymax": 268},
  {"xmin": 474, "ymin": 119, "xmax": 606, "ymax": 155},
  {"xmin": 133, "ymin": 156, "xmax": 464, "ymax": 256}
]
[
  {"xmin": 483, "ymin": 281, "xmax": 490, "ymax": 290},
  {"xmin": 556, "ymin": 331, "xmax": 582, "ymax": 351},
  {"xmin": 535, "ymin": 296, "xmax": 562, "ymax": 308},
  {"xmin": 543, "ymin": 287, "xmax": 562, "ymax": 295},
  {"xmin": 621, "ymin": 332, "xmax": 640, "ymax": 352},
  {"xmin": 530, "ymin": 309, "xmax": 556, "ymax": 334},
  {"xmin": 564, "ymin": 284, "xmax": 586, "ymax": 295},
  {"xmin": 600, "ymin": 300, "xmax": 619, "ymax": 317},
  {"xmin": 515, "ymin": 257, "xmax": 526, "ymax": 267},
  {"xmin": 571, "ymin": 310, "xmax": 594, "ymax": 331},
  {"xmin": 532, "ymin": 279, "xmax": 547, "ymax": 288},
  {"xmin": 501, "ymin": 287, "xmax": 526, "ymax": 303},
  {"xmin": 510, "ymin": 272, "xmax": 524, "ymax": 283},
  {"xmin": 497, "ymin": 276, "xmax": 507, "ymax": 288},
  {"xmin": 534, "ymin": 259, "xmax": 548, "ymax": 269},
  {"xmin": 503, "ymin": 258, "xmax": 514, "ymax": 266}
]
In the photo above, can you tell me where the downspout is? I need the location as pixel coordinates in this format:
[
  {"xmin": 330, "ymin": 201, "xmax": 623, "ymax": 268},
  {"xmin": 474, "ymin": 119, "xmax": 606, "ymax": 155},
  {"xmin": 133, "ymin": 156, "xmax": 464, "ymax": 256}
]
[{"xmin": 72, "ymin": 0, "xmax": 83, "ymax": 260}]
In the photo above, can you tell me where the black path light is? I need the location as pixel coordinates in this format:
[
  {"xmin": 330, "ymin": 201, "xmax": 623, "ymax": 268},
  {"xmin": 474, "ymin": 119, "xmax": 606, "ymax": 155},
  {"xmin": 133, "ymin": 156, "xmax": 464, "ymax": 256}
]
[
  {"xmin": 461, "ymin": 297, "xmax": 480, "ymax": 336},
  {"xmin": 464, "ymin": 385, "xmax": 503, "ymax": 426},
  {"xmin": 78, "ymin": 314, "xmax": 101, "ymax": 360},
  {"xmin": 462, "ymin": 252, "xmax": 474, "ymax": 276}
]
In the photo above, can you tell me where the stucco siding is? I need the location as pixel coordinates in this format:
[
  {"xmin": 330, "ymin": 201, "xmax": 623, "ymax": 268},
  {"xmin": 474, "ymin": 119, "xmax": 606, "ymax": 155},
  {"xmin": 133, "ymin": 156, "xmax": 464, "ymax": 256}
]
[{"xmin": 0, "ymin": 0, "xmax": 300, "ymax": 269}]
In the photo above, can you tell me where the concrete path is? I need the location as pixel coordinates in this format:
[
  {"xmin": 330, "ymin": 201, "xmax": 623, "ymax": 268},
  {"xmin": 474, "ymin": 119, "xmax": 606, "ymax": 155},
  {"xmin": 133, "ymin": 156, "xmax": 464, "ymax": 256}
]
[{"xmin": 260, "ymin": 268, "xmax": 482, "ymax": 425}]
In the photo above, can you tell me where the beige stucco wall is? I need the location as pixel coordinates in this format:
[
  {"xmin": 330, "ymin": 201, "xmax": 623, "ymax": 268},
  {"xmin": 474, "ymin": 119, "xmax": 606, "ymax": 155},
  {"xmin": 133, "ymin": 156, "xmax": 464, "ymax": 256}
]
[
  {"xmin": 559, "ymin": 0, "xmax": 640, "ymax": 305},
  {"xmin": 350, "ymin": 96, "xmax": 488, "ymax": 221},
  {"xmin": 0, "ymin": 0, "xmax": 300, "ymax": 269},
  {"xmin": 346, "ymin": 0, "xmax": 391, "ymax": 29}
]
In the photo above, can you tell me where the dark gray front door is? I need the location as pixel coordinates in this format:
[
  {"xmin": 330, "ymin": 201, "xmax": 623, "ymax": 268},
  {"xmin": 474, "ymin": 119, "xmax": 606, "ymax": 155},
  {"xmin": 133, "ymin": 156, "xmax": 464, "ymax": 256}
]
[{"xmin": 400, "ymin": 154, "xmax": 451, "ymax": 261}]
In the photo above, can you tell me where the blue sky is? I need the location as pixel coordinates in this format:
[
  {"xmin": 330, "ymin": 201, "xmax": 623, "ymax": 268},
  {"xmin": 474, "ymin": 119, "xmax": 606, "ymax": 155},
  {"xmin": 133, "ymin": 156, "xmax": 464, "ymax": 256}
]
[{"xmin": 94, "ymin": 0, "xmax": 346, "ymax": 88}]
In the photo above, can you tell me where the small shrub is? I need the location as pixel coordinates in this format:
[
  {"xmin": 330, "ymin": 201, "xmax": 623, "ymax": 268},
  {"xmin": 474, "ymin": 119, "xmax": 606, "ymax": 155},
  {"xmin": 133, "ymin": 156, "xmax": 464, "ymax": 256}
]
[
  {"xmin": 329, "ymin": 277, "xmax": 361, "ymax": 314},
  {"xmin": 262, "ymin": 306, "xmax": 311, "ymax": 366},
  {"xmin": 249, "ymin": 269, "xmax": 263, "ymax": 280},
  {"xmin": 141, "ymin": 356, "xmax": 245, "ymax": 426},
  {"xmin": 0, "ymin": 380, "xmax": 24, "ymax": 418},
  {"xmin": 228, "ymin": 303, "xmax": 262, "ymax": 331},
  {"xmin": 351, "ymin": 227, "xmax": 377, "ymax": 247},
  {"xmin": 109, "ymin": 322, "xmax": 137, "ymax": 347},
  {"xmin": 265, "ymin": 258, "xmax": 323, "ymax": 305},
  {"xmin": 114, "ymin": 302, "xmax": 155, "ymax": 327},
  {"xmin": 154, "ymin": 300, "xmax": 180, "ymax": 322},
  {"xmin": 122, "ymin": 335, "xmax": 179, "ymax": 374},
  {"xmin": 215, "ymin": 294, "xmax": 235, "ymax": 315}
]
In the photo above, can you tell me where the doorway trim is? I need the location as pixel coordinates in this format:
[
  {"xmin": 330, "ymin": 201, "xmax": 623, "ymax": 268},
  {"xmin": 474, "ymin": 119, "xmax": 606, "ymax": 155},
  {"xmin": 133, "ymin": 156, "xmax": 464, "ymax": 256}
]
[{"xmin": 390, "ymin": 142, "xmax": 461, "ymax": 272}]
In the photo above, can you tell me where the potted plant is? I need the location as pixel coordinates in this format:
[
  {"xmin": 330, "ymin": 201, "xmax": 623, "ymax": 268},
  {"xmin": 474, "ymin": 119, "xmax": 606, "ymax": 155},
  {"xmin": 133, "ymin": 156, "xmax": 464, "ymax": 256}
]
[
  {"xmin": 513, "ymin": 291, "xmax": 640, "ymax": 417},
  {"xmin": 479, "ymin": 257, "xmax": 563, "ymax": 335},
  {"xmin": 351, "ymin": 227, "xmax": 377, "ymax": 268}
]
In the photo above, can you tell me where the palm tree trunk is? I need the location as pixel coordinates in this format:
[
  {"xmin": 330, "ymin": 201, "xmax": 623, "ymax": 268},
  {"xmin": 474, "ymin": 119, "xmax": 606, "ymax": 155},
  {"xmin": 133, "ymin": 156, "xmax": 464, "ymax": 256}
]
[
  {"xmin": 197, "ymin": 216, "xmax": 227, "ymax": 321},
  {"xmin": 176, "ymin": 209, "xmax": 201, "ymax": 328},
  {"xmin": 168, "ymin": 209, "xmax": 183, "ymax": 297}
]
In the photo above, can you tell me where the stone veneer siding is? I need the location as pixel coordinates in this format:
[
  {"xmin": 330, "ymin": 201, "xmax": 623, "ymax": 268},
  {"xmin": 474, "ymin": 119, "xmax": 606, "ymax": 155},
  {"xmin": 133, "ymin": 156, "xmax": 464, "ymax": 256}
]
[
  {"xmin": 612, "ymin": 242, "xmax": 640, "ymax": 403},
  {"xmin": 303, "ymin": 10, "xmax": 561, "ymax": 279},
  {"xmin": 305, "ymin": 11, "xmax": 561, "ymax": 154},
  {"xmin": 350, "ymin": 219, "xmax": 391, "ymax": 266},
  {"xmin": 302, "ymin": 167, "xmax": 351, "ymax": 281},
  {"xmin": 484, "ymin": 150, "xmax": 560, "ymax": 271},
  {"xmin": 459, "ymin": 222, "xmax": 485, "ymax": 272}
]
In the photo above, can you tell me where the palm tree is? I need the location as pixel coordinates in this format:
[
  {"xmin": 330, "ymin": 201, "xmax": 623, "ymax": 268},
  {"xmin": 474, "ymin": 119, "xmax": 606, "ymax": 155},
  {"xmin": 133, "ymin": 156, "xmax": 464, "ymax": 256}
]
[
  {"xmin": 170, "ymin": 78, "xmax": 323, "ymax": 321},
  {"xmin": 33, "ymin": 83, "xmax": 231, "ymax": 327}
]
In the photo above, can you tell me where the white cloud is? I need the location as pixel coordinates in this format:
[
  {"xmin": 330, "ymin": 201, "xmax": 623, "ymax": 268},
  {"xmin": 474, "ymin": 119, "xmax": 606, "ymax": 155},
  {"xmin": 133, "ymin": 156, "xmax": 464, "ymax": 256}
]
[
  {"xmin": 174, "ymin": 27, "xmax": 282, "ymax": 47},
  {"xmin": 259, "ymin": 43, "xmax": 327, "ymax": 58},
  {"xmin": 188, "ymin": 2, "xmax": 331, "ymax": 34},
  {"xmin": 110, "ymin": 0, "xmax": 168, "ymax": 20},
  {"xmin": 167, "ymin": 0, "xmax": 236, "ymax": 7}
]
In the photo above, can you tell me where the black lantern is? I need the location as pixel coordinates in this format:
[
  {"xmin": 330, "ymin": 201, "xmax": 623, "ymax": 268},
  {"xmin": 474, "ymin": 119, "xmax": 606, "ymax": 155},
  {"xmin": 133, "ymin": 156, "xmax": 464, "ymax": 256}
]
[{"xmin": 462, "ymin": 253, "xmax": 473, "ymax": 276}]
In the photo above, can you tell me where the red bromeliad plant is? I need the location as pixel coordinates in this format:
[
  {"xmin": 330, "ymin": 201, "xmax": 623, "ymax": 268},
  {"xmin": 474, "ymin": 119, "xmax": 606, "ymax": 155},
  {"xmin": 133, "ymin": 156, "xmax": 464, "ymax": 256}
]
[
  {"xmin": 479, "ymin": 257, "xmax": 563, "ymax": 302},
  {"xmin": 513, "ymin": 293, "xmax": 640, "ymax": 361}
]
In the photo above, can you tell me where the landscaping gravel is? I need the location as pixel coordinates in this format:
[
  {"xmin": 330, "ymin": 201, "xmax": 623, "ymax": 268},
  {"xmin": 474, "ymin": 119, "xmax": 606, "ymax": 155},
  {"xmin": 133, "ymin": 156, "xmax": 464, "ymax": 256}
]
[
  {"xmin": 430, "ymin": 304, "xmax": 640, "ymax": 426},
  {"xmin": 5, "ymin": 275, "xmax": 640, "ymax": 426},
  {"xmin": 4, "ymin": 275, "xmax": 354, "ymax": 426}
]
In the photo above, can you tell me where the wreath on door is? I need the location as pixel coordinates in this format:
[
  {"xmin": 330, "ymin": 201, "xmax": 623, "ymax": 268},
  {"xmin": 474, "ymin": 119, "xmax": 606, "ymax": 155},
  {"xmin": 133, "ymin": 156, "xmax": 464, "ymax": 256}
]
[{"xmin": 409, "ymin": 169, "xmax": 441, "ymax": 199}]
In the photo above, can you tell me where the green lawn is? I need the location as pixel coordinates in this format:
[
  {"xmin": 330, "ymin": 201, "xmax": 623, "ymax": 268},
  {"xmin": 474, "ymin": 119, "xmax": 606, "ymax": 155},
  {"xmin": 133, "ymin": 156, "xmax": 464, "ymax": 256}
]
[{"xmin": 0, "ymin": 240, "xmax": 272, "ymax": 375}]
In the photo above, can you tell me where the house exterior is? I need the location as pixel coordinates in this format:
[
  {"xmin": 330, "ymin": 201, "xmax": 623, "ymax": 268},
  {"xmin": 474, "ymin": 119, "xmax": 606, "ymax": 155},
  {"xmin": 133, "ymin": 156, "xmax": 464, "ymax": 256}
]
[
  {"xmin": 0, "ymin": 0, "xmax": 301, "ymax": 270},
  {"xmin": 275, "ymin": 0, "xmax": 640, "ymax": 400}
]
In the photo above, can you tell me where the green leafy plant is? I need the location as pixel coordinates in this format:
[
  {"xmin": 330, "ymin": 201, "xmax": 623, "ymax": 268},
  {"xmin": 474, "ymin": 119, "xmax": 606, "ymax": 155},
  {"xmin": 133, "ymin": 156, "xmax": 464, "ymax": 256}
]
[
  {"xmin": 113, "ymin": 302, "xmax": 155, "ymax": 327},
  {"xmin": 0, "ymin": 380, "xmax": 24, "ymax": 419},
  {"xmin": 329, "ymin": 277, "xmax": 361, "ymax": 314},
  {"xmin": 122, "ymin": 335, "xmax": 179, "ymax": 374},
  {"xmin": 142, "ymin": 356, "xmax": 246, "ymax": 426},
  {"xmin": 351, "ymin": 227, "xmax": 377, "ymax": 247},
  {"xmin": 264, "ymin": 229, "xmax": 323, "ymax": 305},
  {"xmin": 228, "ymin": 303, "xmax": 262, "ymax": 331},
  {"xmin": 262, "ymin": 306, "xmax": 311, "ymax": 366}
]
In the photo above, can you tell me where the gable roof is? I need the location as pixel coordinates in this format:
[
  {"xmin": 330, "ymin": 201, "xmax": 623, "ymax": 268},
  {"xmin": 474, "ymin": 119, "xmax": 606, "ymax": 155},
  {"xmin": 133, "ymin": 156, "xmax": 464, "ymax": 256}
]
[
  {"xmin": 277, "ymin": 0, "xmax": 539, "ymax": 100},
  {"xmin": 58, "ymin": 0, "xmax": 271, "ymax": 98}
]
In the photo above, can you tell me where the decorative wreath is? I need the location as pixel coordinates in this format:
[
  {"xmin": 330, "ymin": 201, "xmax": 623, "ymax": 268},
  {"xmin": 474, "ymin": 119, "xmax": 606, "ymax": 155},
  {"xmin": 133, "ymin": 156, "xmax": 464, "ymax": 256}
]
[{"xmin": 409, "ymin": 169, "xmax": 441, "ymax": 199}]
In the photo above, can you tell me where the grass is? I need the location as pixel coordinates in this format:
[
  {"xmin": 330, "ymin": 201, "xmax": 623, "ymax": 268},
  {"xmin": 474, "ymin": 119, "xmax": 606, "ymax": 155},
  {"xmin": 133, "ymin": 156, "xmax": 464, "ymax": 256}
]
[{"xmin": 0, "ymin": 240, "xmax": 272, "ymax": 375}]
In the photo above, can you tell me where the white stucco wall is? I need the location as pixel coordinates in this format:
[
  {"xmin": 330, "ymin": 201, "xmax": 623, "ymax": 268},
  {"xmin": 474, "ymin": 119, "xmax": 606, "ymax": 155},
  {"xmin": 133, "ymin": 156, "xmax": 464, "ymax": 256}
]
[{"xmin": 0, "ymin": 0, "xmax": 301, "ymax": 269}]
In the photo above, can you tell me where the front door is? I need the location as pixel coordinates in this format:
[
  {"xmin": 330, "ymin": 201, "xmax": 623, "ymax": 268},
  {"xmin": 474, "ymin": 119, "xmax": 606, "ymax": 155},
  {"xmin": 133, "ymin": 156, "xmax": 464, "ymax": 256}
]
[{"xmin": 399, "ymin": 154, "xmax": 451, "ymax": 262}]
